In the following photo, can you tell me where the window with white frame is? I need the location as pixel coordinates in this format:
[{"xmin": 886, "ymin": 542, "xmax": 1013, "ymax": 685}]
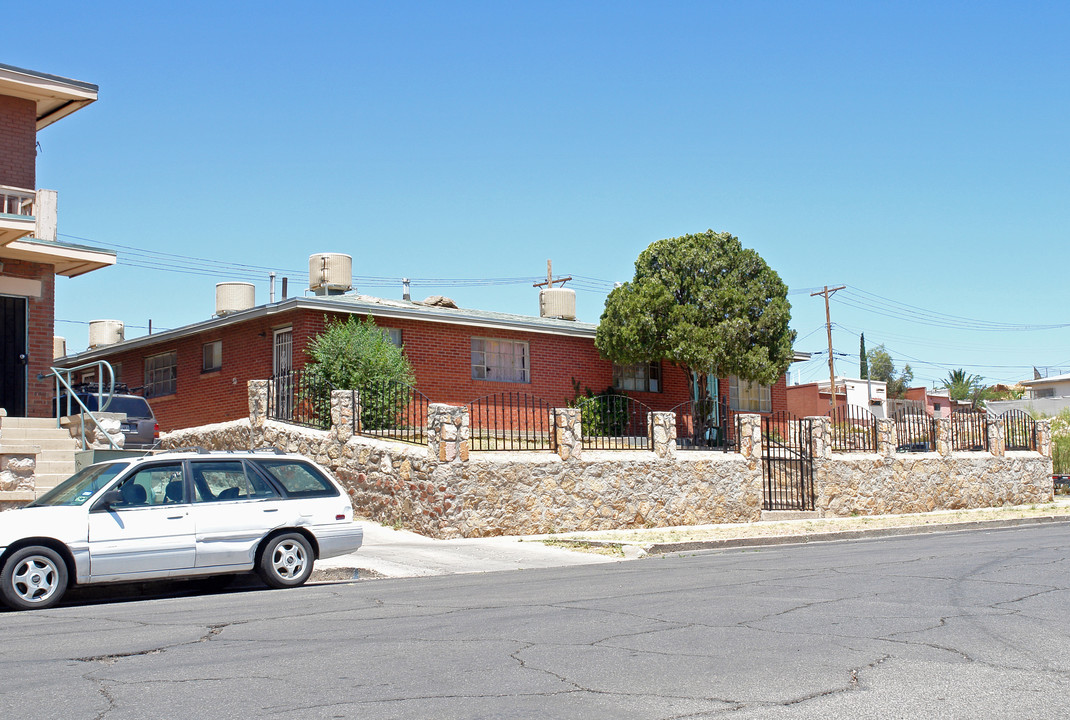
[
  {"xmin": 381, "ymin": 328, "xmax": 402, "ymax": 347},
  {"xmin": 729, "ymin": 375, "xmax": 771, "ymax": 412},
  {"xmin": 203, "ymin": 340, "xmax": 222, "ymax": 372},
  {"xmin": 471, "ymin": 338, "xmax": 529, "ymax": 383},
  {"xmin": 613, "ymin": 362, "xmax": 661, "ymax": 393},
  {"xmin": 145, "ymin": 351, "xmax": 177, "ymax": 397}
]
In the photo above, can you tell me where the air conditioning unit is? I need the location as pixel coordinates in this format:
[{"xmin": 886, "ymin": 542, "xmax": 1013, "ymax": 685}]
[
  {"xmin": 88, "ymin": 320, "xmax": 124, "ymax": 348},
  {"xmin": 539, "ymin": 287, "xmax": 576, "ymax": 320},
  {"xmin": 216, "ymin": 282, "xmax": 256, "ymax": 316},
  {"xmin": 309, "ymin": 253, "xmax": 353, "ymax": 296}
]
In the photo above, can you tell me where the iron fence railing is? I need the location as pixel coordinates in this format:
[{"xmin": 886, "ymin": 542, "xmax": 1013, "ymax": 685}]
[
  {"xmin": 951, "ymin": 409, "xmax": 989, "ymax": 452},
  {"xmin": 762, "ymin": 411, "xmax": 815, "ymax": 510},
  {"xmin": 893, "ymin": 405, "xmax": 936, "ymax": 452},
  {"xmin": 467, "ymin": 392, "xmax": 557, "ymax": 451},
  {"xmin": 827, "ymin": 404, "xmax": 877, "ymax": 453},
  {"xmin": 577, "ymin": 394, "xmax": 652, "ymax": 450},
  {"xmin": 1001, "ymin": 409, "xmax": 1037, "ymax": 451},
  {"xmin": 671, "ymin": 396, "xmax": 738, "ymax": 451},
  {"xmin": 356, "ymin": 380, "xmax": 430, "ymax": 446},
  {"xmin": 267, "ymin": 368, "xmax": 333, "ymax": 430}
]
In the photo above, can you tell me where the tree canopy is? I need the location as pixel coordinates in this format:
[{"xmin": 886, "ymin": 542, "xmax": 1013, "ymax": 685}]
[
  {"xmin": 306, "ymin": 315, "xmax": 414, "ymax": 389},
  {"xmin": 866, "ymin": 344, "xmax": 913, "ymax": 398},
  {"xmin": 595, "ymin": 230, "xmax": 795, "ymax": 399},
  {"xmin": 943, "ymin": 368, "xmax": 985, "ymax": 406}
]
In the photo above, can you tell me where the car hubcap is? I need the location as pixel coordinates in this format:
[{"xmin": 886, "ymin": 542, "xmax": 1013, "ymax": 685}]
[
  {"xmin": 12, "ymin": 556, "xmax": 59, "ymax": 604},
  {"xmin": 271, "ymin": 541, "xmax": 306, "ymax": 579}
]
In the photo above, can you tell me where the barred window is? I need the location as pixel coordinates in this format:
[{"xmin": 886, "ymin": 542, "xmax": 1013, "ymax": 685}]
[
  {"xmin": 471, "ymin": 338, "xmax": 529, "ymax": 383},
  {"xmin": 729, "ymin": 376, "xmax": 771, "ymax": 412},
  {"xmin": 145, "ymin": 351, "xmax": 177, "ymax": 397},
  {"xmin": 613, "ymin": 362, "xmax": 661, "ymax": 393}
]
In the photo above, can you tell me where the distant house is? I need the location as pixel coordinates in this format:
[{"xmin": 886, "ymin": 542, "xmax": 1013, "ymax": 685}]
[
  {"xmin": 57, "ymin": 254, "xmax": 808, "ymax": 433},
  {"xmin": 1021, "ymin": 373, "xmax": 1070, "ymax": 400},
  {"xmin": 787, "ymin": 377, "xmax": 888, "ymax": 418},
  {"xmin": 889, "ymin": 387, "xmax": 969, "ymax": 418},
  {"xmin": 0, "ymin": 64, "xmax": 115, "ymax": 418}
]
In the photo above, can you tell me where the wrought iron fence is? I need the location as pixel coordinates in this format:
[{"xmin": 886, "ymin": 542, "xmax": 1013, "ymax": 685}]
[
  {"xmin": 356, "ymin": 380, "xmax": 430, "ymax": 446},
  {"xmin": 671, "ymin": 396, "xmax": 738, "ymax": 451},
  {"xmin": 1001, "ymin": 409, "xmax": 1037, "ymax": 451},
  {"xmin": 762, "ymin": 411, "xmax": 815, "ymax": 510},
  {"xmin": 267, "ymin": 368, "xmax": 333, "ymax": 430},
  {"xmin": 893, "ymin": 405, "xmax": 935, "ymax": 452},
  {"xmin": 827, "ymin": 404, "xmax": 877, "ymax": 452},
  {"xmin": 467, "ymin": 392, "xmax": 557, "ymax": 451},
  {"xmin": 577, "ymin": 394, "xmax": 652, "ymax": 450},
  {"xmin": 951, "ymin": 409, "xmax": 989, "ymax": 452}
]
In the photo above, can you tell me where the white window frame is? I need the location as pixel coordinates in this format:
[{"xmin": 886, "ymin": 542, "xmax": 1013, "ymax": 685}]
[
  {"xmin": 612, "ymin": 362, "xmax": 661, "ymax": 393},
  {"xmin": 382, "ymin": 328, "xmax": 402, "ymax": 347},
  {"xmin": 471, "ymin": 337, "xmax": 529, "ymax": 384},
  {"xmin": 202, "ymin": 340, "xmax": 222, "ymax": 372},
  {"xmin": 145, "ymin": 351, "xmax": 177, "ymax": 398},
  {"xmin": 729, "ymin": 375, "xmax": 771, "ymax": 412}
]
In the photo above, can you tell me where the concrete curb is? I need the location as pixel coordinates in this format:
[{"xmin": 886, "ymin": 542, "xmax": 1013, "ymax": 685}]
[{"xmin": 561, "ymin": 514, "xmax": 1070, "ymax": 556}]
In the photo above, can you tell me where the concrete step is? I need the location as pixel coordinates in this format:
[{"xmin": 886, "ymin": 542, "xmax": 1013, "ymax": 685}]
[
  {"xmin": 0, "ymin": 426, "xmax": 68, "ymax": 440},
  {"xmin": 35, "ymin": 460, "xmax": 75, "ymax": 475},
  {"xmin": 33, "ymin": 474, "xmax": 68, "ymax": 491},
  {"xmin": 1, "ymin": 417, "xmax": 61, "ymax": 430},
  {"xmin": 0, "ymin": 443, "xmax": 41, "ymax": 455},
  {"xmin": 15, "ymin": 438, "xmax": 77, "ymax": 452}
]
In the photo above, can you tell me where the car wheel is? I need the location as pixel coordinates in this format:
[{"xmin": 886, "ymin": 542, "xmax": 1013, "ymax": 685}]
[
  {"xmin": 1, "ymin": 546, "xmax": 69, "ymax": 611},
  {"xmin": 257, "ymin": 533, "xmax": 314, "ymax": 589}
]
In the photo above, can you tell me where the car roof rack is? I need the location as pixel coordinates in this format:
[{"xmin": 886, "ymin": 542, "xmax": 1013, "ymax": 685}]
[
  {"xmin": 250, "ymin": 447, "xmax": 287, "ymax": 455},
  {"xmin": 157, "ymin": 446, "xmax": 212, "ymax": 455},
  {"xmin": 69, "ymin": 381, "xmax": 133, "ymax": 395}
]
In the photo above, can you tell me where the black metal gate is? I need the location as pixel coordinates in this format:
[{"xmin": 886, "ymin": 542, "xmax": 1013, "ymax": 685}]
[{"xmin": 761, "ymin": 412, "xmax": 815, "ymax": 511}]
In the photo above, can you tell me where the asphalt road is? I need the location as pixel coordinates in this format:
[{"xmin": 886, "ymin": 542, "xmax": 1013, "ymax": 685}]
[{"xmin": 1, "ymin": 523, "xmax": 1068, "ymax": 719}]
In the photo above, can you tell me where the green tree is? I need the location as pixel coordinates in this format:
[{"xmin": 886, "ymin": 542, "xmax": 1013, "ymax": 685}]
[
  {"xmin": 307, "ymin": 315, "xmax": 414, "ymax": 388},
  {"xmin": 867, "ymin": 344, "xmax": 913, "ymax": 398},
  {"xmin": 859, "ymin": 333, "xmax": 868, "ymax": 380},
  {"xmin": 595, "ymin": 230, "xmax": 795, "ymax": 406},
  {"xmin": 306, "ymin": 316, "xmax": 416, "ymax": 430},
  {"xmin": 942, "ymin": 368, "xmax": 985, "ymax": 406}
]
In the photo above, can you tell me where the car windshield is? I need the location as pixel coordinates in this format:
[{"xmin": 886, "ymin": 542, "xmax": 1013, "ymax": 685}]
[{"xmin": 29, "ymin": 463, "xmax": 127, "ymax": 507}]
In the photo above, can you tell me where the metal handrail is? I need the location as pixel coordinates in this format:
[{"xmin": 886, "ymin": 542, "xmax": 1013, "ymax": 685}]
[{"xmin": 39, "ymin": 361, "xmax": 122, "ymax": 451}]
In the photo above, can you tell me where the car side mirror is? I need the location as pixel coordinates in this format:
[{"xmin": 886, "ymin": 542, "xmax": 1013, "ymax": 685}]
[{"xmin": 93, "ymin": 490, "xmax": 124, "ymax": 511}]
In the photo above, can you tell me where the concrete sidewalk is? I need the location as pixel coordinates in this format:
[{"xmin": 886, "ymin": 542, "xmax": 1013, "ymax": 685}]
[{"xmin": 312, "ymin": 496, "xmax": 1070, "ymax": 582}]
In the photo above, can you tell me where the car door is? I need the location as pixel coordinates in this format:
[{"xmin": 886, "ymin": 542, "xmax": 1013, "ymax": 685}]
[
  {"xmin": 87, "ymin": 462, "xmax": 196, "ymax": 580},
  {"xmin": 187, "ymin": 459, "xmax": 285, "ymax": 569}
]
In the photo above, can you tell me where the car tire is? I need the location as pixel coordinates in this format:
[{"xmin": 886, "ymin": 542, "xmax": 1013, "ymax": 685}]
[
  {"xmin": 257, "ymin": 533, "xmax": 314, "ymax": 589},
  {"xmin": 1, "ymin": 546, "xmax": 69, "ymax": 611}
]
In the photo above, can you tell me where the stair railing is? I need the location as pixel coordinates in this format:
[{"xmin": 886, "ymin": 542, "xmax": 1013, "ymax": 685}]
[{"xmin": 39, "ymin": 361, "xmax": 123, "ymax": 451}]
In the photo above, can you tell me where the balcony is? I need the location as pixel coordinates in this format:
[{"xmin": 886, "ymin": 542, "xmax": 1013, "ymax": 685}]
[{"xmin": 0, "ymin": 185, "xmax": 36, "ymax": 246}]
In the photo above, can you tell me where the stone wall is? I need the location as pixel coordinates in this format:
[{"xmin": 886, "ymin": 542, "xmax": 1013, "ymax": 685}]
[{"xmin": 157, "ymin": 382, "xmax": 1054, "ymax": 538}]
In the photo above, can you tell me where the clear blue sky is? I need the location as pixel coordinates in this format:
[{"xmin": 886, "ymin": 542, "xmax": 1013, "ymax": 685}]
[{"xmin": 9, "ymin": 1, "xmax": 1070, "ymax": 388}]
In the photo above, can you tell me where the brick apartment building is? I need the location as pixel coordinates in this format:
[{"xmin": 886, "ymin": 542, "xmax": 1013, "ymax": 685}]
[
  {"xmin": 0, "ymin": 63, "xmax": 114, "ymax": 418},
  {"xmin": 57, "ymin": 262, "xmax": 801, "ymax": 433}
]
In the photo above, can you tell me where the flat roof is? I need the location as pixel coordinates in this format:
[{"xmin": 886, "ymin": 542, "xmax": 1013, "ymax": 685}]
[{"xmin": 0, "ymin": 63, "xmax": 98, "ymax": 130}]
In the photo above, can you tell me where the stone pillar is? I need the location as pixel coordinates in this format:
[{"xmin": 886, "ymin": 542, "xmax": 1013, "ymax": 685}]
[
  {"xmin": 1036, "ymin": 419, "xmax": 1052, "ymax": 458},
  {"xmin": 876, "ymin": 418, "xmax": 897, "ymax": 457},
  {"xmin": 428, "ymin": 403, "xmax": 469, "ymax": 463},
  {"xmin": 737, "ymin": 414, "xmax": 761, "ymax": 459},
  {"xmin": 248, "ymin": 379, "xmax": 268, "ymax": 447},
  {"xmin": 331, "ymin": 389, "xmax": 356, "ymax": 444},
  {"xmin": 935, "ymin": 416, "xmax": 952, "ymax": 457},
  {"xmin": 649, "ymin": 411, "xmax": 676, "ymax": 458},
  {"xmin": 807, "ymin": 416, "xmax": 832, "ymax": 460},
  {"xmin": 554, "ymin": 407, "xmax": 583, "ymax": 461},
  {"xmin": 988, "ymin": 417, "xmax": 1005, "ymax": 457}
]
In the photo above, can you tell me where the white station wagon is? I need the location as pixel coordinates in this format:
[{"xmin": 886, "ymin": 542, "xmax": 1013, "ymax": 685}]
[{"xmin": 0, "ymin": 449, "xmax": 363, "ymax": 610}]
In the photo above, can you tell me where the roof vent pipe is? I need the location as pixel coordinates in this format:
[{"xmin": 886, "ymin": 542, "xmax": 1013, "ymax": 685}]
[{"xmin": 403, "ymin": 278, "xmax": 411, "ymax": 301}]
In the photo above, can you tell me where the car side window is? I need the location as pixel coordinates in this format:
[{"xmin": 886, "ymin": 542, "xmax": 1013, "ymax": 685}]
[
  {"xmin": 254, "ymin": 460, "xmax": 339, "ymax": 497},
  {"xmin": 112, "ymin": 463, "xmax": 184, "ymax": 508},
  {"xmin": 191, "ymin": 461, "xmax": 279, "ymax": 502}
]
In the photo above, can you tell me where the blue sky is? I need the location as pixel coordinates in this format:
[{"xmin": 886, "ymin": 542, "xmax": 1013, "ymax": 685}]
[{"xmin": 9, "ymin": 1, "xmax": 1070, "ymax": 388}]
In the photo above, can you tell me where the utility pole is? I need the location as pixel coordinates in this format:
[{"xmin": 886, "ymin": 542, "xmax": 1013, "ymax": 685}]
[
  {"xmin": 811, "ymin": 285, "xmax": 845, "ymax": 410},
  {"xmin": 532, "ymin": 260, "xmax": 571, "ymax": 289}
]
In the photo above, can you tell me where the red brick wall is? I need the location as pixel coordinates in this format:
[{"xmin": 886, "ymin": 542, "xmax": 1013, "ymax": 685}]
[
  {"xmin": 0, "ymin": 95, "xmax": 36, "ymax": 189},
  {"xmin": 72, "ymin": 308, "xmax": 794, "ymax": 432},
  {"xmin": 1, "ymin": 259, "xmax": 55, "ymax": 417},
  {"xmin": 786, "ymin": 382, "xmax": 845, "ymax": 417}
]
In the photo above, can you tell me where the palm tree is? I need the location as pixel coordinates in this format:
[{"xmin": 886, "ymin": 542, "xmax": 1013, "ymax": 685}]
[{"xmin": 943, "ymin": 369, "xmax": 984, "ymax": 406}]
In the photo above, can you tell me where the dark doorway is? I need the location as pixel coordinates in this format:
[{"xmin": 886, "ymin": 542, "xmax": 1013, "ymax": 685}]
[{"xmin": 0, "ymin": 295, "xmax": 28, "ymax": 417}]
